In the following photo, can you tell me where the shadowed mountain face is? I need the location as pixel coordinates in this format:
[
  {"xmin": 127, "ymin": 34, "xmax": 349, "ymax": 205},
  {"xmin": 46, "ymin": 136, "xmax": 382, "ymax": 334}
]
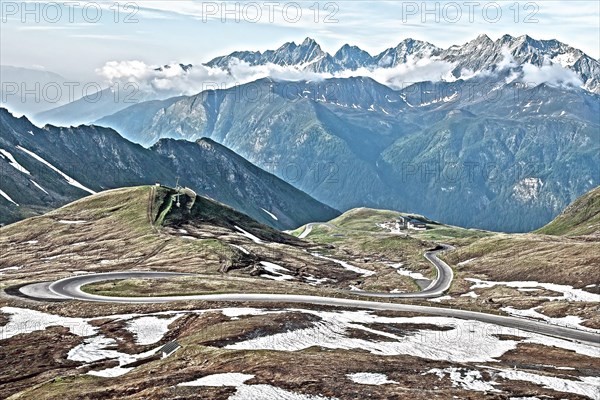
[
  {"xmin": 96, "ymin": 74, "xmax": 600, "ymax": 233},
  {"xmin": 0, "ymin": 108, "xmax": 339, "ymax": 229}
]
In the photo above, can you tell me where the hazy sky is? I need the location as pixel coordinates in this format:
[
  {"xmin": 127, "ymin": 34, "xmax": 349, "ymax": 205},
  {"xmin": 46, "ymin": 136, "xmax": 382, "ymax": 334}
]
[{"xmin": 1, "ymin": 0, "xmax": 599, "ymax": 80}]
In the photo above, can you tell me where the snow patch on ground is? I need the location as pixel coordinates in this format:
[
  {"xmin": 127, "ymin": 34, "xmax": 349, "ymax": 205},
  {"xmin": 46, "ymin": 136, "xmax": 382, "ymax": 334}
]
[
  {"xmin": 235, "ymin": 226, "xmax": 263, "ymax": 244},
  {"xmin": 220, "ymin": 308, "xmax": 272, "ymax": 318},
  {"xmin": 490, "ymin": 367, "xmax": 600, "ymax": 399},
  {"xmin": 224, "ymin": 309, "xmax": 600, "ymax": 362},
  {"xmin": 0, "ymin": 266, "xmax": 23, "ymax": 275},
  {"xmin": 260, "ymin": 261, "xmax": 295, "ymax": 281},
  {"xmin": 230, "ymin": 384, "xmax": 334, "ymax": 400},
  {"xmin": 0, "ymin": 148, "xmax": 30, "ymax": 175},
  {"xmin": 261, "ymin": 208, "xmax": 278, "ymax": 221},
  {"xmin": 305, "ymin": 275, "xmax": 329, "ymax": 285},
  {"xmin": 466, "ymin": 278, "xmax": 600, "ymax": 302},
  {"xmin": 461, "ymin": 291, "xmax": 479, "ymax": 298},
  {"xmin": 0, "ymin": 189, "xmax": 18, "ymax": 206},
  {"xmin": 179, "ymin": 373, "xmax": 255, "ymax": 386},
  {"xmin": 457, "ymin": 258, "xmax": 476, "ymax": 266},
  {"xmin": 30, "ymin": 179, "xmax": 49, "ymax": 194},
  {"xmin": 226, "ymin": 310, "xmax": 523, "ymax": 362},
  {"xmin": 126, "ymin": 315, "xmax": 182, "ymax": 345},
  {"xmin": 426, "ymin": 367, "xmax": 497, "ymax": 392},
  {"xmin": 230, "ymin": 244, "xmax": 250, "ymax": 254},
  {"xmin": 16, "ymin": 145, "xmax": 96, "ymax": 194},
  {"xmin": 347, "ymin": 372, "xmax": 397, "ymax": 385},
  {"xmin": 88, "ymin": 365, "xmax": 134, "ymax": 377},
  {"xmin": 0, "ymin": 307, "xmax": 96, "ymax": 338},
  {"xmin": 69, "ymin": 336, "xmax": 161, "ymax": 377},
  {"xmin": 179, "ymin": 235, "xmax": 198, "ymax": 240},
  {"xmin": 179, "ymin": 372, "xmax": 335, "ymax": 399},
  {"xmin": 428, "ymin": 366, "xmax": 600, "ymax": 398},
  {"xmin": 311, "ymin": 253, "xmax": 375, "ymax": 277},
  {"xmin": 501, "ymin": 306, "xmax": 600, "ymax": 333},
  {"xmin": 58, "ymin": 220, "xmax": 87, "ymax": 224},
  {"xmin": 388, "ymin": 263, "xmax": 428, "ymax": 280}
]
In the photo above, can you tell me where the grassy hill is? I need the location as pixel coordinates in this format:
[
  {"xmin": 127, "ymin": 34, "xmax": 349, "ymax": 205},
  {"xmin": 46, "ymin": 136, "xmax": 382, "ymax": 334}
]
[
  {"xmin": 292, "ymin": 207, "xmax": 491, "ymax": 243},
  {"xmin": 535, "ymin": 185, "xmax": 600, "ymax": 236},
  {"xmin": 0, "ymin": 186, "xmax": 303, "ymax": 286},
  {"xmin": 0, "ymin": 186, "xmax": 395, "ymax": 294}
]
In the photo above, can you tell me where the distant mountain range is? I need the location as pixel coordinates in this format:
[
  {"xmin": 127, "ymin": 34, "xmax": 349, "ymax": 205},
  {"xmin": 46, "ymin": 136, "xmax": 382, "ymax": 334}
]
[
  {"xmin": 26, "ymin": 34, "xmax": 600, "ymax": 127},
  {"xmin": 96, "ymin": 71, "xmax": 599, "ymax": 232},
  {"xmin": 207, "ymin": 34, "xmax": 599, "ymax": 93},
  {"xmin": 0, "ymin": 66, "xmax": 72, "ymax": 117},
  {"xmin": 0, "ymin": 108, "xmax": 339, "ymax": 229}
]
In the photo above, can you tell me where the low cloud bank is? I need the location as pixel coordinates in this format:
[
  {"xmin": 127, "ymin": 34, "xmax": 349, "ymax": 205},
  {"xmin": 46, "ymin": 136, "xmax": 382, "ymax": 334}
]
[{"xmin": 96, "ymin": 53, "xmax": 584, "ymax": 99}]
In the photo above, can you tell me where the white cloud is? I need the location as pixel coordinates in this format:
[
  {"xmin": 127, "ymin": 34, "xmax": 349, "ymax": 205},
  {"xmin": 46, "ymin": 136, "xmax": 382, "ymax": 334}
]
[
  {"xmin": 96, "ymin": 59, "xmax": 330, "ymax": 97},
  {"xmin": 521, "ymin": 63, "xmax": 583, "ymax": 88},
  {"xmin": 96, "ymin": 55, "xmax": 459, "ymax": 97},
  {"xmin": 336, "ymin": 55, "xmax": 456, "ymax": 89},
  {"xmin": 497, "ymin": 47, "xmax": 517, "ymax": 70}
]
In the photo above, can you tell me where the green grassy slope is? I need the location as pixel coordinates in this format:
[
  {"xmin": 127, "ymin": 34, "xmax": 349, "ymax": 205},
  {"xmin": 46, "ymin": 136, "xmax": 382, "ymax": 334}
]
[{"xmin": 536, "ymin": 186, "xmax": 600, "ymax": 236}]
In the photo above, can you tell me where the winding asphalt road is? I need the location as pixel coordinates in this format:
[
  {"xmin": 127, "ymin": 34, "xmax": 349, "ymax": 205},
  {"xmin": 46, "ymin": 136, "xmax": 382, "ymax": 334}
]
[
  {"xmin": 43, "ymin": 271, "xmax": 600, "ymax": 346},
  {"xmin": 13, "ymin": 245, "xmax": 600, "ymax": 346},
  {"xmin": 352, "ymin": 244, "xmax": 454, "ymax": 298}
]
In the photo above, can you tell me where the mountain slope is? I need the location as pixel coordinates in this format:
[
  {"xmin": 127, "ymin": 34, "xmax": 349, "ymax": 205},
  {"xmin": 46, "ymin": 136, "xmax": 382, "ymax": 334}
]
[
  {"xmin": 0, "ymin": 108, "xmax": 339, "ymax": 229},
  {"xmin": 151, "ymin": 138, "xmax": 340, "ymax": 229},
  {"xmin": 536, "ymin": 186, "xmax": 600, "ymax": 236},
  {"xmin": 33, "ymin": 87, "xmax": 163, "ymax": 127},
  {"xmin": 96, "ymin": 75, "xmax": 599, "ymax": 232},
  {"xmin": 0, "ymin": 66, "xmax": 70, "ymax": 116}
]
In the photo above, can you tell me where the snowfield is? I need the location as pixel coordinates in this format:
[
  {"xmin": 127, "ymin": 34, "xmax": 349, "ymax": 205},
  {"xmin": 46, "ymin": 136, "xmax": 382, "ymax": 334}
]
[
  {"xmin": 126, "ymin": 314, "xmax": 182, "ymax": 345},
  {"xmin": 224, "ymin": 309, "xmax": 600, "ymax": 362},
  {"xmin": 179, "ymin": 373, "xmax": 255, "ymax": 387},
  {"xmin": 0, "ymin": 148, "xmax": 31, "ymax": 175},
  {"xmin": 261, "ymin": 208, "xmax": 278, "ymax": 221},
  {"xmin": 15, "ymin": 145, "xmax": 96, "ymax": 194},
  {"xmin": 0, "ymin": 307, "xmax": 181, "ymax": 377},
  {"xmin": 58, "ymin": 220, "xmax": 87, "ymax": 225},
  {"xmin": 490, "ymin": 367, "xmax": 600, "ymax": 400},
  {"xmin": 347, "ymin": 372, "xmax": 397, "ymax": 385},
  {"xmin": 179, "ymin": 372, "xmax": 336, "ymax": 399},
  {"xmin": 388, "ymin": 262, "xmax": 429, "ymax": 281},
  {"xmin": 466, "ymin": 278, "xmax": 600, "ymax": 302},
  {"xmin": 426, "ymin": 368, "xmax": 496, "ymax": 392},
  {"xmin": 230, "ymin": 244, "xmax": 250, "ymax": 254},
  {"xmin": 501, "ymin": 306, "xmax": 600, "ymax": 333},
  {"xmin": 0, "ymin": 188, "xmax": 19, "ymax": 206},
  {"xmin": 311, "ymin": 253, "xmax": 375, "ymax": 277},
  {"xmin": 427, "ymin": 366, "xmax": 600, "ymax": 399},
  {"xmin": 0, "ymin": 307, "xmax": 96, "ymax": 339},
  {"xmin": 2, "ymin": 306, "xmax": 599, "ymax": 394},
  {"xmin": 235, "ymin": 226, "xmax": 264, "ymax": 244},
  {"xmin": 30, "ymin": 179, "xmax": 49, "ymax": 194},
  {"xmin": 260, "ymin": 261, "xmax": 295, "ymax": 281}
]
